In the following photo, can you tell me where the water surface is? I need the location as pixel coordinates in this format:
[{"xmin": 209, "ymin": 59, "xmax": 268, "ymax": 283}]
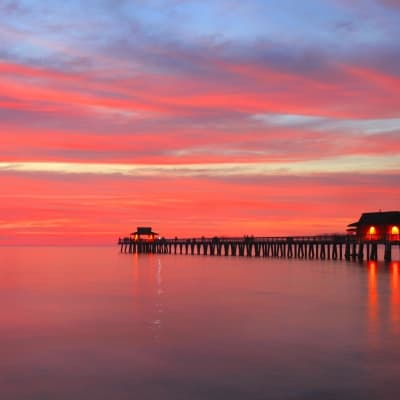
[{"xmin": 0, "ymin": 246, "xmax": 400, "ymax": 399}]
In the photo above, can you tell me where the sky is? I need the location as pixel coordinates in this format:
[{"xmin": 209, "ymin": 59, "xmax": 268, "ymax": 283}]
[{"xmin": 0, "ymin": 0, "xmax": 399, "ymax": 245}]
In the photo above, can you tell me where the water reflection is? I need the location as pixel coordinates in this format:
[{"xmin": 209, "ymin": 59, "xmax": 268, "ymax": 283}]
[
  {"xmin": 131, "ymin": 253, "xmax": 164, "ymax": 343},
  {"xmin": 153, "ymin": 258, "xmax": 164, "ymax": 342},
  {"xmin": 367, "ymin": 260, "xmax": 400, "ymax": 341},
  {"xmin": 367, "ymin": 261, "xmax": 378, "ymax": 341},
  {"xmin": 391, "ymin": 262, "xmax": 400, "ymax": 334},
  {"xmin": 132, "ymin": 252, "xmax": 139, "ymax": 283},
  {"xmin": 3, "ymin": 247, "xmax": 400, "ymax": 399}
]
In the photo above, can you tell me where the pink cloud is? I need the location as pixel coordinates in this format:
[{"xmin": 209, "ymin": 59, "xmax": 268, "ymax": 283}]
[{"xmin": 1, "ymin": 52, "xmax": 399, "ymax": 244}]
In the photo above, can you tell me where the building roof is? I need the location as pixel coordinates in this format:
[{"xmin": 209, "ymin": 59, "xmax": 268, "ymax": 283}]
[
  {"xmin": 131, "ymin": 226, "xmax": 158, "ymax": 235},
  {"xmin": 348, "ymin": 211, "xmax": 400, "ymax": 227}
]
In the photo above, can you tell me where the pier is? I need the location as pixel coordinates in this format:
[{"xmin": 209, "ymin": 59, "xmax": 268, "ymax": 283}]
[
  {"xmin": 118, "ymin": 234, "xmax": 400, "ymax": 262},
  {"xmin": 119, "ymin": 213, "xmax": 400, "ymax": 262}
]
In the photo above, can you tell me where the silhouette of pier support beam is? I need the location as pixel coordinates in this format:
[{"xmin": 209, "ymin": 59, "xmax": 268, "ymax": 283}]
[
  {"xmin": 370, "ymin": 243, "xmax": 378, "ymax": 261},
  {"xmin": 223, "ymin": 242, "xmax": 229, "ymax": 256},
  {"xmin": 332, "ymin": 244, "xmax": 338, "ymax": 260},
  {"xmin": 308, "ymin": 243, "xmax": 315, "ymax": 259},
  {"xmin": 358, "ymin": 242, "xmax": 364, "ymax": 261},
  {"xmin": 345, "ymin": 242, "xmax": 351, "ymax": 260},
  {"xmin": 320, "ymin": 244, "xmax": 326, "ymax": 260},
  {"xmin": 351, "ymin": 243, "xmax": 357, "ymax": 261},
  {"xmin": 288, "ymin": 244, "xmax": 293, "ymax": 258},
  {"xmin": 384, "ymin": 242, "xmax": 392, "ymax": 262}
]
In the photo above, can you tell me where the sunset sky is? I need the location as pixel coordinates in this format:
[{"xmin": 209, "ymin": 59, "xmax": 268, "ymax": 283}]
[{"xmin": 1, "ymin": 0, "xmax": 399, "ymax": 245}]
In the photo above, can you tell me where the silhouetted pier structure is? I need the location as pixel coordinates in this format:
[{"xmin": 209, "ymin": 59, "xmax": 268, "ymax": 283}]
[{"xmin": 118, "ymin": 234, "xmax": 399, "ymax": 262}]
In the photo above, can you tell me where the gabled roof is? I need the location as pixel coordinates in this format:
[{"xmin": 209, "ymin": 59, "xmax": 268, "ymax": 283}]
[{"xmin": 348, "ymin": 211, "xmax": 400, "ymax": 227}]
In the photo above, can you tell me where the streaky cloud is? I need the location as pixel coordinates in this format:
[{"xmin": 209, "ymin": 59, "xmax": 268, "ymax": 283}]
[
  {"xmin": 253, "ymin": 113, "xmax": 400, "ymax": 134},
  {"xmin": 1, "ymin": 156, "xmax": 399, "ymax": 177}
]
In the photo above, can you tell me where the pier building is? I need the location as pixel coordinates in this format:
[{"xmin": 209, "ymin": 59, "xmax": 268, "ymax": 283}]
[
  {"xmin": 347, "ymin": 211, "xmax": 400, "ymax": 241},
  {"xmin": 131, "ymin": 227, "xmax": 158, "ymax": 241}
]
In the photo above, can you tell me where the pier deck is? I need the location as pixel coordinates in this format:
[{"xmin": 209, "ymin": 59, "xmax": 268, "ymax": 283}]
[{"xmin": 118, "ymin": 235, "xmax": 400, "ymax": 262}]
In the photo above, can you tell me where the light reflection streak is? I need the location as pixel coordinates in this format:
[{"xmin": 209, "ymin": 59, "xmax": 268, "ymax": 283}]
[
  {"xmin": 367, "ymin": 261, "xmax": 400, "ymax": 342},
  {"xmin": 132, "ymin": 252, "xmax": 139, "ymax": 284},
  {"xmin": 153, "ymin": 258, "xmax": 163, "ymax": 343},
  {"xmin": 131, "ymin": 254, "xmax": 163, "ymax": 341},
  {"xmin": 367, "ymin": 261, "xmax": 378, "ymax": 341},
  {"xmin": 391, "ymin": 262, "xmax": 400, "ymax": 334},
  {"xmin": 157, "ymin": 258, "xmax": 163, "ymax": 296}
]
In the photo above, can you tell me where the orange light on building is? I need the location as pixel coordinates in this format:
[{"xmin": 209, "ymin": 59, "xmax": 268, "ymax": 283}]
[
  {"xmin": 391, "ymin": 226, "xmax": 399, "ymax": 240},
  {"xmin": 368, "ymin": 226, "xmax": 376, "ymax": 240},
  {"xmin": 134, "ymin": 234, "xmax": 138, "ymax": 241}
]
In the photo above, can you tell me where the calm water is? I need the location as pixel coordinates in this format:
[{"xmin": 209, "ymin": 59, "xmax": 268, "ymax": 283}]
[{"xmin": 1, "ymin": 246, "xmax": 400, "ymax": 400}]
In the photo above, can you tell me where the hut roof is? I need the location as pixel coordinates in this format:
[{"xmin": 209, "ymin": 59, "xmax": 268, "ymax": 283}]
[
  {"xmin": 348, "ymin": 211, "xmax": 400, "ymax": 227},
  {"xmin": 131, "ymin": 226, "xmax": 158, "ymax": 235}
]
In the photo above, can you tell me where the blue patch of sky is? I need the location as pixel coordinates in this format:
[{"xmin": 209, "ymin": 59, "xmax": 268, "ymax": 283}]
[
  {"xmin": 124, "ymin": 0, "xmax": 397, "ymax": 51},
  {"xmin": 0, "ymin": 2, "xmax": 121, "ymax": 69},
  {"xmin": 1, "ymin": 0, "xmax": 399, "ymax": 67}
]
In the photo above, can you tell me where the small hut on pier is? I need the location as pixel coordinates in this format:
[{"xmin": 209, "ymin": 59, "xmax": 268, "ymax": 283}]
[
  {"xmin": 131, "ymin": 227, "xmax": 158, "ymax": 241},
  {"xmin": 347, "ymin": 211, "xmax": 400, "ymax": 241}
]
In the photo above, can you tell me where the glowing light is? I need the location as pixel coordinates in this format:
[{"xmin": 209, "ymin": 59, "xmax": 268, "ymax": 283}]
[
  {"xmin": 391, "ymin": 226, "xmax": 399, "ymax": 235},
  {"xmin": 368, "ymin": 226, "xmax": 377, "ymax": 240}
]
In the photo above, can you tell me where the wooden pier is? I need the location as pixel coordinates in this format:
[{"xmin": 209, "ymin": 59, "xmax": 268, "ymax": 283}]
[{"xmin": 118, "ymin": 235, "xmax": 399, "ymax": 262}]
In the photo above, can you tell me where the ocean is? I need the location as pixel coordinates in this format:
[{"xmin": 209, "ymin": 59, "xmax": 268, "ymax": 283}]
[{"xmin": 1, "ymin": 246, "xmax": 400, "ymax": 399}]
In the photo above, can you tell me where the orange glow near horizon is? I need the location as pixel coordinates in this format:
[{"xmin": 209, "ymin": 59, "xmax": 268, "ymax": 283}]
[{"xmin": 0, "ymin": 171, "xmax": 399, "ymax": 245}]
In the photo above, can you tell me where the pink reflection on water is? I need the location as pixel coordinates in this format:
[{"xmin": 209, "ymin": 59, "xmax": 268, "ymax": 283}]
[{"xmin": 2, "ymin": 247, "xmax": 400, "ymax": 399}]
